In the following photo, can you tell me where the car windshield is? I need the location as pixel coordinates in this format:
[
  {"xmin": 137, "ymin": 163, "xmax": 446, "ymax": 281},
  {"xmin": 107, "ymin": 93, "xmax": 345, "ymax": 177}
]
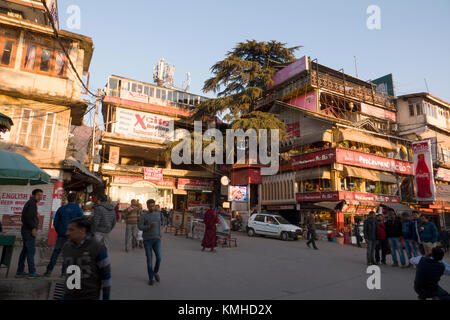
[{"xmin": 275, "ymin": 216, "xmax": 291, "ymax": 225}]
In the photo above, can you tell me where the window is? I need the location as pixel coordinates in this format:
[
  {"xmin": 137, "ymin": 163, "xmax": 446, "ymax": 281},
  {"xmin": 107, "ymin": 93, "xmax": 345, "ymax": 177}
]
[
  {"xmin": 255, "ymin": 215, "xmax": 265, "ymax": 222},
  {"xmin": 17, "ymin": 109, "xmax": 56, "ymax": 149},
  {"xmin": 266, "ymin": 216, "xmax": 278, "ymax": 225},
  {"xmin": 109, "ymin": 78, "xmax": 118, "ymax": 90},
  {"xmin": 161, "ymin": 90, "xmax": 167, "ymax": 100},
  {"xmin": 168, "ymin": 91, "xmax": 173, "ymax": 101},
  {"xmin": 39, "ymin": 49, "xmax": 51, "ymax": 71},
  {"xmin": 416, "ymin": 103, "xmax": 422, "ymax": 115},
  {"xmin": 156, "ymin": 89, "xmax": 161, "ymax": 99},
  {"xmin": 409, "ymin": 104, "xmax": 415, "ymax": 116},
  {"xmin": 54, "ymin": 51, "xmax": 65, "ymax": 75},
  {"xmin": 1, "ymin": 40, "xmax": 13, "ymax": 66},
  {"xmin": 172, "ymin": 91, "xmax": 177, "ymax": 102},
  {"xmin": 24, "ymin": 45, "xmax": 36, "ymax": 70},
  {"xmin": 144, "ymin": 86, "xmax": 149, "ymax": 96}
]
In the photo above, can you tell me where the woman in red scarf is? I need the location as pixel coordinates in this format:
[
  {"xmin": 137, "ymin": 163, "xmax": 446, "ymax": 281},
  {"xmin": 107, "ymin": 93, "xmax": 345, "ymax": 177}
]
[{"xmin": 202, "ymin": 207, "xmax": 219, "ymax": 252}]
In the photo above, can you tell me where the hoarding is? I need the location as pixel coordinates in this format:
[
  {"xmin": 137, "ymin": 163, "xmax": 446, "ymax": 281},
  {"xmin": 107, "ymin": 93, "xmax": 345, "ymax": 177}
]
[
  {"xmin": 228, "ymin": 186, "xmax": 248, "ymax": 202},
  {"xmin": 412, "ymin": 140, "xmax": 436, "ymax": 202},
  {"xmin": 267, "ymin": 56, "xmax": 309, "ymax": 90},
  {"xmin": 286, "ymin": 90, "xmax": 317, "ymax": 112},
  {"xmin": 178, "ymin": 179, "xmax": 214, "ymax": 191},
  {"xmin": 144, "ymin": 167, "xmax": 163, "ymax": 182},
  {"xmin": 360, "ymin": 103, "xmax": 397, "ymax": 122},
  {"xmin": 372, "ymin": 74, "xmax": 395, "ymax": 97},
  {"xmin": 295, "ymin": 191, "xmax": 400, "ymax": 203},
  {"xmin": 109, "ymin": 146, "xmax": 120, "ymax": 164},
  {"xmin": 114, "ymin": 107, "xmax": 174, "ymax": 142},
  {"xmin": 113, "ymin": 176, "xmax": 175, "ymax": 188}
]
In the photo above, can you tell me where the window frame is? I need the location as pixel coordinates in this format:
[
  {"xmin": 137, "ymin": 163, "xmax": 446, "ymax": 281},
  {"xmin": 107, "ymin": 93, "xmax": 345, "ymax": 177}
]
[
  {"xmin": 20, "ymin": 41, "xmax": 68, "ymax": 78},
  {"xmin": 0, "ymin": 36, "xmax": 17, "ymax": 68},
  {"xmin": 16, "ymin": 108, "xmax": 33, "ymax": 145},
  {"xmin": 16, "ymin": 109, "xmax": 56, "ymax": 150},
  {"xmin": 41, "ymin": 112, "xmax": 56, "ymax": 150}
]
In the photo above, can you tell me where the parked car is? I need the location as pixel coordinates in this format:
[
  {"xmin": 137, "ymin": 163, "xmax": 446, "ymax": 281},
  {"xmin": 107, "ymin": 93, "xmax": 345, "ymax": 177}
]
[{"xmin": 246, "ymin": 213, "xmax": 303, "ymax": 241}]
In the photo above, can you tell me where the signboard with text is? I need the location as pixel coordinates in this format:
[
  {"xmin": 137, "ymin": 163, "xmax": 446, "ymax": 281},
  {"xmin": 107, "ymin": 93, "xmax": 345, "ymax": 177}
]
[
  {"xmin": 144, "ymin": 168, "xmax": 163, "ymax": 182},
  {"xmin": 296, "ymin": 191, "xmax": 400, "ymax": 203},
  {"xmin": 267, "ymin": 56, "xmax": 309, "ymax": 90},
  {"xmin": 412, "ymin": 140, "xmax": 436, "ymax": 202},
  {"xmin": 113, "ymin": 176, "xmax": 175, "ymax": 188},
  {"xmin": 114, "ymin": 107, "xmax": 174, "ymax": 142},
  {"xmin": 287, "ymin": 90, "xmax": 317, "ymax": 113},
  {"xmin": 178, "ymin": 179, "xmax": 214, "ymax": 191}
]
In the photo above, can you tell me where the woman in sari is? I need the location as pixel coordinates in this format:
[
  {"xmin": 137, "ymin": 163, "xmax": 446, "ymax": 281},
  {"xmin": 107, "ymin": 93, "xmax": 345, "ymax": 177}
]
[{"xmin": 202, "ymin": 207, "xmax": 219, "ymax": 252}]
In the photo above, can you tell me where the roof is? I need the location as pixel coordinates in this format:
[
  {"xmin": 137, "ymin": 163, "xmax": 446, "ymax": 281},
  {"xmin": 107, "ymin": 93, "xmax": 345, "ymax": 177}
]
[
  {"xmin": 380, "ymin": 202, "xmax": 413, "ymax": 213},
  {"xmin": 397, "ymin": 92, "xmax": 450, "ymax": 109},
  {"xmin": 64, "ymin": 158, "xmax": 102, "ymax": 185}
]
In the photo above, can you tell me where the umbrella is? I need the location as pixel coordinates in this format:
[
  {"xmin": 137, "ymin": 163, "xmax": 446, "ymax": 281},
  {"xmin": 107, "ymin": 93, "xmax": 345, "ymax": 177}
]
[
  {"xmin": 0, "ymin": 112, "xmax": 13, "ymax": 131},
  {"xmin": 0, "ymin": 150, "xmax": 50, "ymax": 185}
]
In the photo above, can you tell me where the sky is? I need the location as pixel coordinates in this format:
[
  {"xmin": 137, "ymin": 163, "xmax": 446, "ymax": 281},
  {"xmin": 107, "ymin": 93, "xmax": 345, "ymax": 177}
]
[{"xmin": 57, "ymin": 0, "xmax": 450, "ymax": 126}]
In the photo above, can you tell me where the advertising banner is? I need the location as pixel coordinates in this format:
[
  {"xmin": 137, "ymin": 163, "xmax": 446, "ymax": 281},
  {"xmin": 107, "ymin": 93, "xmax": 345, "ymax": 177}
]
[
  {"xmin": 109, "ymin": 146, "xmax": 120, "ymax": 164},
  {"xmin": 172, "ymin": 211, "xmax": 184, "ymax": 228},
  {"xmin": 228, "ymin": 186, "xmax": 248, "ymax": 202},
  {"xmin": 267, "ymin": 56, "xmax": 309, "ymax": 89},
  {"xmin": 412, "ymin": 140, "xmax": 436, "ymax": 202},
  {"xmin": 360, "ymin": 103, "xmax": 397, "ymax": 122},
  {"xmin": 291, "ymin": 149, "xmax": 336, "ymax": 170},
  {"xmin": 178, "ymin": 179, "xmax": 214, "ymax": 191},
  {"xmin": 296, "ymin": 191, "xmax": 400, "ymax": 203},
  {"xmin": 144, "ymin": 168, "xmax": 163, "ymax": 182},
  {"xmin": 192, "ymin": 220, "xmax": 205, "ymax": 240},
  {"xmin": 114, "ymin": 107, "xmax": 174, "ymax": 142},
  {"xmin": 183, "ymin": 212, "xmax": 194, "ymax": 232},
  {"xmin": 113, "ymin": 176, "xmax": 175, "ymax": 188},
  {"xmin": 287, "ymin": 90, "xmax": 317, "ymax": 112}
]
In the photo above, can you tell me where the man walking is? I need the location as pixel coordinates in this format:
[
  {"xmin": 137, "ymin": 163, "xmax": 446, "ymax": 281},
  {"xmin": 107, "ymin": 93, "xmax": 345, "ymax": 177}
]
[
  {"xmin": 123, "ymin": 199, "xmax": 141, "ymax": 252},
  {"xmin": 62, "ymin": 217, "xmax": 111, "ymax": 300},
  {"xmin": 44, "ymin": 193, "xmax": 84, "ymax": 277},
  {"xmin": 353, "ymin": 218, "xmax": 362, "ymax": 248},
  {"xmin": 386, "ymin": 213, "xmax": 407, "ymax": 267},
  {"xmin": 306, "ymin": 212, "xmax": 318, "ymax": 250},
  {"xmin": 363, "ymin": 211, "xmax": 378, "ymax": 266},
  {"xmin": 402, "ymin": 212, "xmax": 419, "ymax": 267},
  {"xmin": 420, "ymin": 215, "xmax": 439, "ymax": 257},
  {"xmin": 375, "ymin": 214, "xmax": 388, "ymax": 265},
  {"xmin": 138, "ymin": 199, "xmax": 162, "ymax": 286},
  {"xmin": 92, "ymin": 194, "xmax": 116, "ymax": 248},
  {"xmin": 410, "ymin": 247, "xmax": 450, "ymax": 300},
  {"xmin": 16, "ymin": 189, "xmax": 43, "ymax": 279}
]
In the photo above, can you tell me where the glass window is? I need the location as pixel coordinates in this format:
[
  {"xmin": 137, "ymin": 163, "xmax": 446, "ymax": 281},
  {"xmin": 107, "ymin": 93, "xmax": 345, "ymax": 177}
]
[
  {"xmin": 120, "ymin": 81, "xmax": 129, "ymax": 91},
  {"xmin": 144, "ymin": 86, "xmax": 149, "ymax": 95},
  {"xmin": 54, "ymin": 51, "xmax": 65, "ymax": 75},
  {"xmin": 131, "ymin": 82, "xmax": 137, "ymax": 92},
  {"xmin": 156, "ymin": 89, "xmax": 161, "ymax": 99},
  {"xmin": 40, "ymin": 49, "xmax": 51, "ymax": 71},
  {"xmin": 17, "ymin": 109, "xmax": 32, "ymax": 145},
  {"xmin": 168, "ymin": 91, "xmax": 173, "ymax": 101},
  {"xmin": 172, "ymin": 91, "xmax": 178, "ymax": 103},
  {"xmin": 1, "ymin": 40, "xmax": 13, "ymax": 65},
  {"xmin": 29, "ymin": 111, "xmax": 45, "ymax": 148},
  {"xmin": 409, "ymin": 104, "xmax": 415, "ymax": 116},
  {"xmin": 137, "ymin": 84, "xmax": 143, "ymax": 94},
  {"xmin": 149, "ymin": 87, "xmax": 154, "ymax": 97},
  {"xmin": 266, "ymin": 216, "xmax": 278, "ymax": 225},
  {"xmin": 255, "ymin": 215, "xmax": 265, "ymax": 222},
  {"xmin": 42, "ymin": 113, "xmax": 55, "ymax": 149},
  {"xmin": 189, "ymin": 95, "xmax": 194, "ymax": 105},
  {"xmin": 24, "ymin": 45, "xmax": 36, "ymax": 70},
  {"xmin": 161, "ymin": 90, "xmax": 167, "ymax": 100},
  {"xmin": 416, "ymin": 103, "xmax": 422, "ymax": 115},
  {"xmin": 109, "ymin": 78, "xmax": 119, "ymax": 90}
]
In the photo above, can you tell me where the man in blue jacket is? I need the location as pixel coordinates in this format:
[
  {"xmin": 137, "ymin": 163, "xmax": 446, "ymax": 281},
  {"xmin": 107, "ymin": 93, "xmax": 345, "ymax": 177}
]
[
  {"xmin": 44, "ymin": 193, "xmax": 84, "ymax": 277},
  {"xmin": 402, "ymin": 212, "xmax": 419, "ymax": 267}
]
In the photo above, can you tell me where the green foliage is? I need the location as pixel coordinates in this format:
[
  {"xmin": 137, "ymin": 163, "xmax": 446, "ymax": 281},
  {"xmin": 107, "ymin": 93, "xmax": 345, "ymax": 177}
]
[{"xmin": 195, "ymin": 40, "xmax": 301, "ymax": 129}]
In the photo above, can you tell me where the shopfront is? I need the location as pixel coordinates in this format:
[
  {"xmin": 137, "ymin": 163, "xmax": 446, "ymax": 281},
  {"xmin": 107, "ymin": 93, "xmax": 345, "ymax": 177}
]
[{"xmin": 175, "ymin": 178, "xmax": 215, "ymax": 212}]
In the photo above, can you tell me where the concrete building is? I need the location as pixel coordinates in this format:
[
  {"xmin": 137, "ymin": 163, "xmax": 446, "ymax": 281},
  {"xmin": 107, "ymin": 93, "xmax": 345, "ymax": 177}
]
[
  {"xmin": 397, "ymin": 92, "xmax": 450, "ymax": 229},
  {"xmin": 100, "ymin": 75, "xmax": 217, "ymax": 212}
]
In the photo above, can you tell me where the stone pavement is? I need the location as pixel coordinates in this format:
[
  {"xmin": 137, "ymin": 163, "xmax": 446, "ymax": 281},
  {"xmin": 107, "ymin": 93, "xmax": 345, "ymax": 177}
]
[{"xmin": 107, "ymin": 223, "xmax": 450, "ymax": 300}]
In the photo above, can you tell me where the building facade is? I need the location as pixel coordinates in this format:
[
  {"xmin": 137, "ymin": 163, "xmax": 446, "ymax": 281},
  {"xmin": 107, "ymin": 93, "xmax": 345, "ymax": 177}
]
[{"xmin": 100, "ymin": 75, "xmax": 217, "ymax": 211}]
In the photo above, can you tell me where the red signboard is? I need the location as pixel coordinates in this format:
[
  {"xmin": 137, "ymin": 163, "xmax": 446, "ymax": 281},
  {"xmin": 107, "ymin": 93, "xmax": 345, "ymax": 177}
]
[
  {"xmin": 286, "ymin": 90, "xmax": 317, "ymax": 112},
  {"xmin": 296, "ymin": 191, "xmax": 400, "ymax": 204},
  {"xmin": 291, "ymin": 148, "xmax": 412, "ymax": 175},
  {"xmin": 144, "ymin": 168, "xmax": 163, "ymax": 182},
  {"xmin": 267, "ymin": 56, "xmax": 309, "ymax": 90},
  {"xmin": 48, "ymin": 181, "xmax": 64, "ymax": 246},
  {"xmin": 178, "ymin": 179, "xmax": 215, "ymax": 191},
  {"xmin": 361, "ymin": 103, "xmax": 397, "ymax": 122}
]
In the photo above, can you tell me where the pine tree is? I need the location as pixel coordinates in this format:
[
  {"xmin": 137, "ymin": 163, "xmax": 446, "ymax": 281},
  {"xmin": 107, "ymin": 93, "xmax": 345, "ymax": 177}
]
[{"xmin": 196, "ymin": 40, "xmax": 301, "ymax": 134}]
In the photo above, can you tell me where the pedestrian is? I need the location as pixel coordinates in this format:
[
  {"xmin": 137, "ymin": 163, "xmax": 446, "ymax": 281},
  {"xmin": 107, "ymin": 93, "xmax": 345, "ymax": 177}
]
[
  {"xmin": 411, "ymin": 211, "xmax": 425, "ymax": 255},
  {"xmin": 353, "ymin": 218, "xmax": 362, "ymax": 248},
  {"xmin": 168, "ymin": 209, "xmax": 173, "ymax": 227},
  {"xmin": 419, "ymin": 215, "xmax": 439, "ymax": 257},
  {"xmin": 402, "ymin": 212, "xmax": 419, "ymax": 267},
  {"xmin": 92, "ymin": 194, "xmax": 116, "ymax": 249},
  {"xmin": 44, "ymin": 193, "xmax": 84, "ymax": 277},
  {"xmin": 386, "ymin": 212, "xmax": 407, "ymax": 267},
  {"xmin": 306, "ymin": 212, "xmax": 318, "ymax": 250},
  {"xmin": 138, "ymin": 199, "xmax": 162, "ymax": 286},
  {"xmin": 375, "ymin": 214, "xmax": 388, "ymax": 265},
  {"xmin": 16, "ymin": 189, "xmax": 44, "ymax": 279},
  {"xmin": 410, "ymin": 247, "xmax": 450, "ymax": 300},
  {"xmin": 202, "ymin": 206, "xmax": 219, "ymax": 252},
  {"xmin": 363, "ymin": 211, "xmax": 378, "ymax": 265},
  {"xmin": 114, "ymin": 202, "xmax": 120, "ymax": 223},
  {"xmin": 62, "ymin": 217, "xmax": 111, "ymax": 300},
  {"xmin": 122, "ymin": 199, "xmax": 141, "ymax": 252},
  {"xmin": 439, "ymin": 230, "xmax": 449, "ymax": 253}
]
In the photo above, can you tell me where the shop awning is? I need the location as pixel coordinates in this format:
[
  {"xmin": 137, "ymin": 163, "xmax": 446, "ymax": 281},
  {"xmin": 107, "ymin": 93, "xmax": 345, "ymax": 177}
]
[
  {"xmin": 313, "ymin": 201, "xmax": 344, "ymax": 211},
  {"xmin": 64, "ymin": 158, "xmax": 102, "ymax": 185},
  {"xmin": 0, "ymin": 150, "xmax": 50, "ymax": 185},
  {"xmin": 296, "ymin": 167, "xmax": 331, "ymax": 181},
  {"xmin": 343, "ymin": 166, "xmax": 397, "ymax": 184},
  {"xmin": 336, "ymin": 129, "xmax": 398, "ymax": 150},
  {"xmin": 380, "ymin": 203, "xmax": 413, "ymax": 213}
]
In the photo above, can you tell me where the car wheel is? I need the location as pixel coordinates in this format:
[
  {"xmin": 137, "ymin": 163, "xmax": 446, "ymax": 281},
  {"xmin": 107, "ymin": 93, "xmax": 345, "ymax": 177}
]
[
  {"xmin": 280, "ymin": 232, "xmax": 289, "ymax": 241},
  {"xmin": 247, "ymin": 228, "xmax": 255, "ymax": 237}
]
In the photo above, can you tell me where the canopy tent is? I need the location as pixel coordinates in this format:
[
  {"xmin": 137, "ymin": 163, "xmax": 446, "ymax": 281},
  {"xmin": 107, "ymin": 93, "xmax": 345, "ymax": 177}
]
[
  {"xmin": 380, "ymin": 202, "xmax": 413, "ymax": 214},
  {"xmin": 0, "ymin": 112, "xmax": 13, "ymax": 131},
  {"xmin": 0, "ymin": 150, "xmax": 50, "ymax": 185}
]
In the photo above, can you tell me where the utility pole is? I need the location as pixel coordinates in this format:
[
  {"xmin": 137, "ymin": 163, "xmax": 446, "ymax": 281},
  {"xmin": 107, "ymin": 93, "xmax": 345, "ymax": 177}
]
[
  {"xmin": 354, "ymin": 56, "xmax": 359, "ymax": 78},
  {"xmin": 89, "ymin": 89, "xmax": 101, "ymax": 172}
]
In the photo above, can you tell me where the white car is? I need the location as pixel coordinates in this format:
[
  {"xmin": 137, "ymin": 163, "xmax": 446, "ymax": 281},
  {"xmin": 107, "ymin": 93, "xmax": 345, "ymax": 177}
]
[{"xmin": 246, "ymin": 214, "xmax": 303, "ymax": 241}]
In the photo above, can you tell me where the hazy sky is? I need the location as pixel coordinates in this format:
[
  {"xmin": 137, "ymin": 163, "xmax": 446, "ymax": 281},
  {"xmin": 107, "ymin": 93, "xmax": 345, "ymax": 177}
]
[{"xmin": 60, "ymin": 0, "xmax": 450, "ymax": 125}]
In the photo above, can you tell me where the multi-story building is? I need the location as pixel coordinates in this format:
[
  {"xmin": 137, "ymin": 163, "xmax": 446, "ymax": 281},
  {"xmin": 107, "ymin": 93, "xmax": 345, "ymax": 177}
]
[
  {"xmin": 100, "ymin": 75, "xmax": 217, "ymax": 211},
  {"xmin": 0, "ymin": 0, "xmax": 95, "ymax": 239},
  {"xmin": 256, "ymin": 56, "xmax": 414, "ymax": 232},
  {"xmin": 397, "ymin": 92, "xmax": 450, "ymax": 229}
]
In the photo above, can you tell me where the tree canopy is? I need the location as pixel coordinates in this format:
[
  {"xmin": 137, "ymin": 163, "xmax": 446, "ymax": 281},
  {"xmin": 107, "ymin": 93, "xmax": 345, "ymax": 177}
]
[{"xmin": 195, "ymin": 40, "xmax": 301, "ymax": 132}]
